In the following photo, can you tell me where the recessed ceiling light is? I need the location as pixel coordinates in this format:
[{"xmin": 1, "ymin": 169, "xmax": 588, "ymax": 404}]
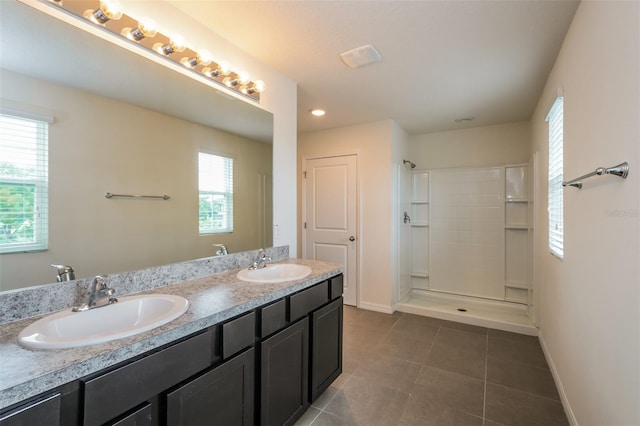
[
  {"xmin": 310, "ymin": 109, "xmax": 326, "ymax": 117},
  {"xmin": 454, "ymin": 117, "xmax": 475, "ymax": 123}
]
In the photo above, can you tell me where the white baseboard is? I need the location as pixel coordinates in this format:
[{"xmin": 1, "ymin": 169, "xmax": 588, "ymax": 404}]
[
  {"xmin": 538, "ymin": 330, "xmax": 577, "ymax": 426},
  {"xmin": 358, "ymin": 301, "xmax": 394, "ymax": 314}
]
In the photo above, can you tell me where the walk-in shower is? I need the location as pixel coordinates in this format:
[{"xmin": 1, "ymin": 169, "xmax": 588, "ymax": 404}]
[{"xmin": 396, "ymin": 162, "xmax": 536, "ymax": 335}]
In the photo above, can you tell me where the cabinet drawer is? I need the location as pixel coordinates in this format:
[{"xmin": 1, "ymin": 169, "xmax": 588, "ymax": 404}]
[
  {"xmin": 289, "ymin": 282, "xmax": 329, "ymax": 321},
  {"xmin": 222, "ymin": 311, "xmax": 256, "ymax": 359},
  {"xmin": 82, "ymin": 330, "xmax": 213, "ymax": 426},
  {"xmin": 260, "ymin": 299, "xmax": 287, "ymax": 337},
  {"xmin": 0, "ymin": 393, "xmax": 61, "ymax": 426},
  {"xmin": 329, "ymin": 275, "xmax": 344, "ymax": 300}
]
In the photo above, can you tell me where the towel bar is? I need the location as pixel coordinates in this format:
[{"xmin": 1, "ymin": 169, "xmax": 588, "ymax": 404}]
[
  {"xmin": 105, "ymin": 192, "xmax": 170, "ymax": 200},
  {"xmin": 562, "ymin": 162, "xmax": 629, "ymax": 189}
]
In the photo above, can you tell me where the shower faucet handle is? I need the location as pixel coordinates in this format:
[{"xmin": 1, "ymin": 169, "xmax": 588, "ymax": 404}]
[{"xmin": 404, "ymin": 212, "xmax": 411, "ymax": 224}]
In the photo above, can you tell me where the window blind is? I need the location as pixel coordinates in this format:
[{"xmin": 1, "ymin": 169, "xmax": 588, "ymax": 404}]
[
  {"xmin": 546, "ymin": 97, "xmax": 563, "ymax": 259},
  {"xmin": 198, "ymin": 152, "xmax": 233, "ymax": 234},
  {"xmin": 0, "ymin": 113, "xmax": 49, "ymax": 253}
]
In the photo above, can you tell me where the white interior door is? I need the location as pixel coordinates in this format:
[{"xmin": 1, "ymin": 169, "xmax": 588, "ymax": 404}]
[{"xmin": 304, "ymin": 155, "xmax": 358, "ymax": 306}]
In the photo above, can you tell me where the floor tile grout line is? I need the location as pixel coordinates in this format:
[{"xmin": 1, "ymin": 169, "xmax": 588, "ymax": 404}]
[
  {"xmin": 306, "ymin": 407, "xmax": 323, "ymax": 426},
  {"xmin": 486, "ymin": 353, "xmax": 553, "ymax": 372},
  {"xmin": 485, "ymin": 381, "xmax": 565, "ymax": 403},
  {"xmin": 314, "ymin": 373, "xmax": 354, "ymax": 421}
]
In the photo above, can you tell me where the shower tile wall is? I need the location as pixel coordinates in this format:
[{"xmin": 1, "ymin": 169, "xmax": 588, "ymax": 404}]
[{"xmin": 429, "ymin": 167, "xmax": 505, "ymax": 299}]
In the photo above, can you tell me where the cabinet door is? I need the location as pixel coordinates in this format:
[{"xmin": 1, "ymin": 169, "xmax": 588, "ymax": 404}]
[
  {"xmin": 166, "ymin": 348, "xmax": 254, "ymax": 426},
  {"xmin": 310, "ymin": 297, "xmax": 343, "ymax": 402},
  {"xmin": 260, "ymin": 318, "xmax": 309, "ymax": 426},
  {"xmin": 109, "ymin": 403, "xmax": 152, "ymax": 426},
  {"xmin": 0, "ymin": 393, "xmax": 61, "ymax": 426}
]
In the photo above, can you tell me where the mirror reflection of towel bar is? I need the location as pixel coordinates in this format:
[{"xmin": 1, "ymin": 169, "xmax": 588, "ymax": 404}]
[
  {"xmin": 105, "ymin": 192, "xmax": 170, "ymax": 200},
  {"xmin": 562, "ymin": 162, "xmax": 629, "ymax": 189}
]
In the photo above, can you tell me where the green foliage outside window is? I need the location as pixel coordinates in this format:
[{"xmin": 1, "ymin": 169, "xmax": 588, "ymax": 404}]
[{"xmin": 0, "ymin": 181, "xmax": 36, "ymax": 243}]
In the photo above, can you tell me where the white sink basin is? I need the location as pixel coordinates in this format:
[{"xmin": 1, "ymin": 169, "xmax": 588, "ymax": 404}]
[
  {"xmin": 18, "ymin": 294, "xmax": 189, "ymax": 350},
  {"xmin": 237, "ymin": 264, "xmax": 312, "ymax": 283}
]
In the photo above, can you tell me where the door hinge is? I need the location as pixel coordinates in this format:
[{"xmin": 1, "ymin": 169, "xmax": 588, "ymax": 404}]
[
  {"xmin": 303, "ymin": 171, "xmax": 307, "ymax": 178},
  {"xmin": 304, "ymin": 222, "xmax": 307, "ymax": 229}
]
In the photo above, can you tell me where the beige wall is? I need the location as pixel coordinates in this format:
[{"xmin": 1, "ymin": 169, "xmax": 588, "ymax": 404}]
[
  {"xmin": 530, "ymin": 1, "xmax": 639, "ymax": 424},
  {"xmin": 298, "ymin": 120, "xmax": 396, "ymax": 311},
  {"xmin": 409, "ymin": 121, "xmax": 531, "ymax": 169},
  {"xmin": 0, "ymin": 70, "xmax": 272, "ymax": 290},
  {"xmin": 121, "ymin": 0, "xmax": 300, "ymax": 255}
]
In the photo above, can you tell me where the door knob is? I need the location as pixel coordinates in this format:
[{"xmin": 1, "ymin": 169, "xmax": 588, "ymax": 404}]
[{"xmin": 349, "ymin": 236, "xmax": 356, "ymax": 241}]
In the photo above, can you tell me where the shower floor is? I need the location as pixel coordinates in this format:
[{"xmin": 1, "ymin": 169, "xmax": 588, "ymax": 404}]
[{"xmin": 396, "ymin": 290, "xmax": 537, "ymax": 336}]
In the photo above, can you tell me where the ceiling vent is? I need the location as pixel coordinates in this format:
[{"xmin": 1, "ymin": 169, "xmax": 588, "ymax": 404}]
[{"xmin": 340, "ymin": 44, "xmax": 382, "ymax": 69}]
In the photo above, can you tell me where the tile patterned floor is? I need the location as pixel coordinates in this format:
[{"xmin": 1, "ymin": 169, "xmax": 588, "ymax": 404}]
[{"xmin": 295, "ymin": 306, "xmax": 568, "ymax": 426}]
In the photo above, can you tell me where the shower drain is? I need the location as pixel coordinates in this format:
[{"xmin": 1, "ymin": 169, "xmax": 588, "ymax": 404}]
[{"xmin": 457, "ymin": 308, "xmax": 468, "ymax": 312}]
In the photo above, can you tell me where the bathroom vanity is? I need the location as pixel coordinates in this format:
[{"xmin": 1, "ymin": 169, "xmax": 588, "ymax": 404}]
[{"xmin": 0, "ymin": 252, "xmax": 343, "ymax": 426}]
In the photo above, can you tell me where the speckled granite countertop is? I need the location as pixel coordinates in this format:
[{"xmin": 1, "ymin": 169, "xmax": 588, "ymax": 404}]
[{"xmin": 0, "ymin": 258, "xmax": 343, "ymax": 410}]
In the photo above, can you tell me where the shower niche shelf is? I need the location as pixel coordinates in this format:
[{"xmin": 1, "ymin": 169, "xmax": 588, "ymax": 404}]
[
  {"xmin": 410, "ymin": 171, "xmax": 430, "ymax": 291},
  {"xmin": 504, "ymin": 164, "xmax": 531, "ymax": 305}
]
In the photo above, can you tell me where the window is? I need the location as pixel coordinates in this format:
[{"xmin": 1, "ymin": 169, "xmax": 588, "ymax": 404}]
[
  {"xmin": 199, "ymin": 152, "xmax": 233, "ymax": 234},
  {"xmin": 547, "ymin": 96, "xmax": 564, "ymax": 259},
  {"xmin": 0, "ymin": 113, "xmax": 49, "ymax": 254}
]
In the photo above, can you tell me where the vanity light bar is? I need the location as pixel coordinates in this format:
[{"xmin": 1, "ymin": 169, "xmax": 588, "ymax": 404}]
[{"xmin": 43, "ymin": 0, "xmax": 264, "ymax": 101}]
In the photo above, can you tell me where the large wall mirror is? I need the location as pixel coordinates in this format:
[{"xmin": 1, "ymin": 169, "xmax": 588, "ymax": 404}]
[{"xmin": 0, "ymin": 0, "xmax": 273, "ymax": 290}]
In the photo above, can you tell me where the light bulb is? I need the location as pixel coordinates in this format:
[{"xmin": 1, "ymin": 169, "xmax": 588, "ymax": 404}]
[
  {"xmin": 223, "ymin": 76, "xmax": 239, "ymax": 87},
  {"xmin": 238, "ymin": 71, "xmax": 250, "ymax": 85},
  {"xmin": 122, "ymin": 17, "xmax": 157, "ymax": 41},
  {"xmin": 243, "ymin": 80, "xmax": 265, "ymax": 95},
  {"xmin": 311, "ymin": 109, "xmax": 326, "ymax": 117},
  {"xmin": 198, "ymin": 50, "xmax": 213, "ymax": 66},
  {"xmin": 180, "ymin": 50, "xmax": 212, "ymax": 68},
  {"xmin": 83, "ymin": 0, "xmax": 123, "ymax": 24},
  {"xmin": 204, "ymin": 67, "xmax": 221, "ymax": 78},
  {"xmin": 219, "ymin": 61, "xmax": 232, "ymax": 75},
  {"xmin": 153, "ymin": 35, "xmax": 186, "ymax": 56}
]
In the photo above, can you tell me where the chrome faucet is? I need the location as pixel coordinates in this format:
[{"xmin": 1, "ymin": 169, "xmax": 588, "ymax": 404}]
[
  {"xmin": 51, "ymin": 264, "xmax": 75, "ymax": 282},
  {"xmin": 73, "ymin": 275, "xmax": 117, "ymax": 312},
  {"xmin": 213, "ymin": 244, "xmax": 228, "ymax": 256},
  {"xmin": 249, "ymin": 248, "xmax": 271, "ymax": 270}
]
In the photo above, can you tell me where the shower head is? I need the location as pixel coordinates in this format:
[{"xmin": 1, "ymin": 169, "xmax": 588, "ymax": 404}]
[{"xmin": 403, "ymin": 159, "xmax": 416, "ymax": 169}]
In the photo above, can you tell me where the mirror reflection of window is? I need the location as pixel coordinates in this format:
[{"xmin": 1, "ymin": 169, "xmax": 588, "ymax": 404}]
[
  {"xmin": 198, "ymin": 152, "xmax": 233, "ymax": 234},
  {"xmin": 0, "ymin": 113, "xmax": 50, "ymax": 254}
]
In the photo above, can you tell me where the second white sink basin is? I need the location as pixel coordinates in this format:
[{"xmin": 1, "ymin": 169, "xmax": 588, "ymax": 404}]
[
  {"xmin": 18, "ymin": 294, "xmax": 189, "ymax": 350},
  {"xmin": 237, "ymin": 264, "xmax": 312, "ymax": 283}
]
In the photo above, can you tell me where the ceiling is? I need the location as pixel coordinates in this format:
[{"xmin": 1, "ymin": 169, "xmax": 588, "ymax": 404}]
[{"xmin": 166, "ymin": 0, "xmax": 580, "ymax": 135}]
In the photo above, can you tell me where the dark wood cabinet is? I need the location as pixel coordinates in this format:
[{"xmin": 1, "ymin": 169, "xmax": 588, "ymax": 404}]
[
  {"xmin": 2, "ymin": 273, "xmax": 344, "ymax": 426},
  {"xmin": 0, "ymin": 393, "xmax": 61, "ymax": 426},
  {"xmin": 166, "ymin": 348, "xmax": 254, "ymax": 426},
  {"xmin": 310, "ymin": 297, "xmax": 343, "ymax": 402},
  {"xmin": 81, "ymin": 330, "xmax": 214, "ymax": 426},
  {"xmin": 260, "ymin": 318, "xmax": 309, "ymax": 426},
  {"xmin": 109, "ymin": 403, "xmax": 152, "ymax": 426}
]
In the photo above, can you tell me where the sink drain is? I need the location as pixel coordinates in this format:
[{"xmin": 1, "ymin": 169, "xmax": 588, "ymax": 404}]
[{"xmin": 457, "ymin": 308, "xmax": 467, "ymax": 312}]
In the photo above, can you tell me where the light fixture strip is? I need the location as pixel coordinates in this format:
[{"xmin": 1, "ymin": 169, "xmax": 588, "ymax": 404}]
[{"xmin": 42, "ymin": 0, "xmax": 263, "ymax": 101}]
